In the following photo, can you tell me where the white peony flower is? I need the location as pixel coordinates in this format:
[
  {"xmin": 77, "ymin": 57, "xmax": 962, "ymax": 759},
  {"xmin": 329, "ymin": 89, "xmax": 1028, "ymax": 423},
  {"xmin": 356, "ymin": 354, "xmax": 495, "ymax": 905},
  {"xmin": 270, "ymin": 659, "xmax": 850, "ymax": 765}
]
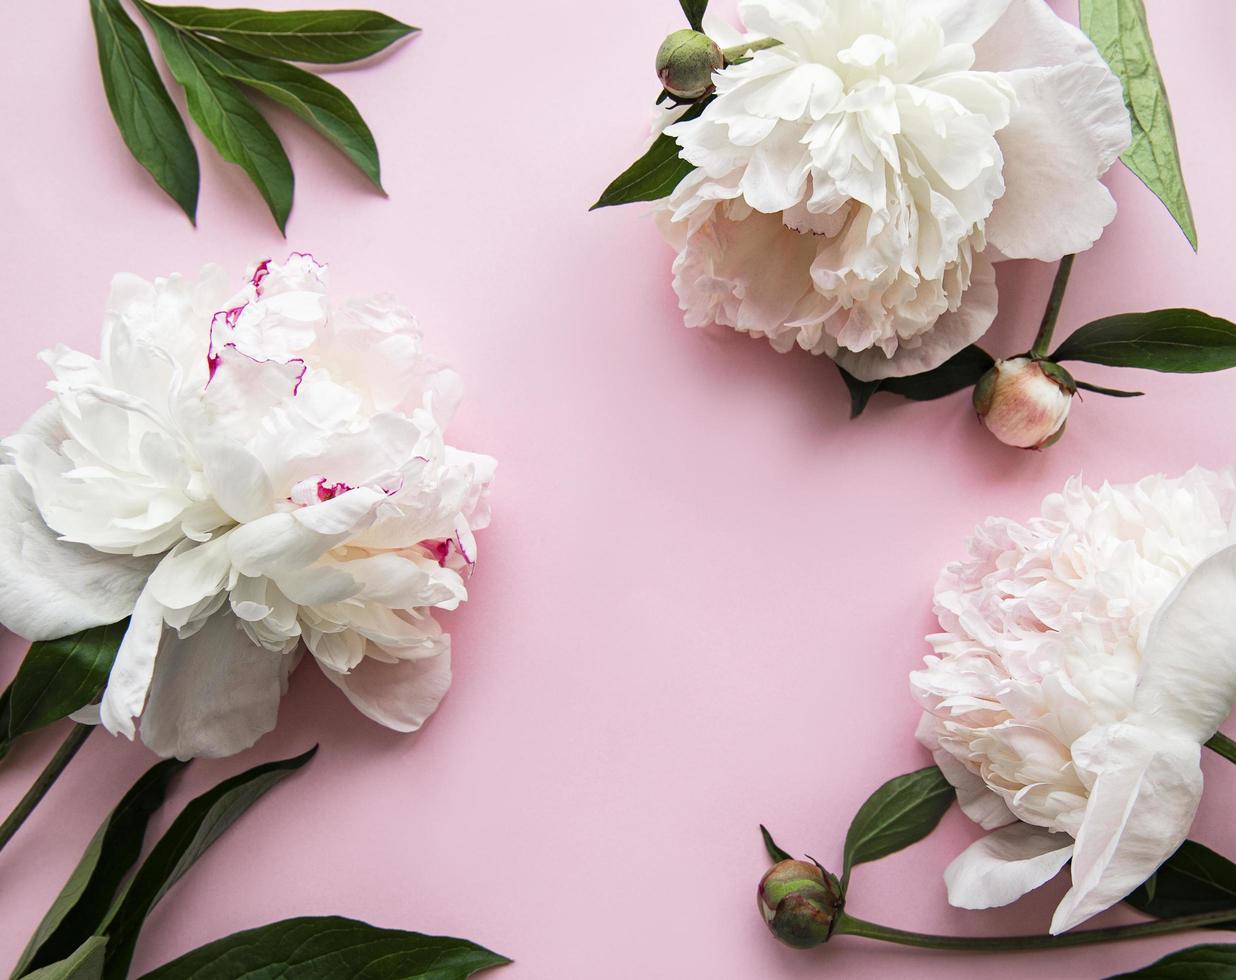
[
  {"xmin": 0, "ymin": 255, "xmax": 496, "ymax": 760},
  {"xmin": 912, "ymin": 468, "xmax": 1236, "ymax": 933},
  {"xmin": 657, "ymin": 0, "xmax": 1131, "ymax": 380}
]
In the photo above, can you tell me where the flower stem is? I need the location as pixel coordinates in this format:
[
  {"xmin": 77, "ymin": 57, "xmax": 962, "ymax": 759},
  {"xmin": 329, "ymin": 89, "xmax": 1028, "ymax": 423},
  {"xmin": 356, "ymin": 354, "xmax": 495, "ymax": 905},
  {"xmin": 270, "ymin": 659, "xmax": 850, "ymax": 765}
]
[
  {"xmin": 1029, "ymin": 254, "xmax": 1076, "ymax": 359},
  {"xmin": 834, "ymin": 908, "xmax": 1236, "ymax": 951},
  {"xmin": 1206, "ymin": 731, "xmax": 1236, "ymax": 765},
  {"xmin": 721, "ymin": 37, "xmax": 783, "ymax": 62},
  {"xmin": 0, "ymin": 723, "xmax": 93, "ymax": 856}
]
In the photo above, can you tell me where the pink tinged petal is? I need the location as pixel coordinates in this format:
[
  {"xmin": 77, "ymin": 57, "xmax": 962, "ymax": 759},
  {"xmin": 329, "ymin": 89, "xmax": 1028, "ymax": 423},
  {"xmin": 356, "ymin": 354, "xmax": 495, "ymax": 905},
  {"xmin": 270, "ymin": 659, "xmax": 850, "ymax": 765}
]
[
  {"xmin": 0, "ymin": 465, "xmax": 156, "ymax": 641},
  {"xmin": 320, "ymin": 644, "xmax": 451, "ymax": 733},
  {"xmin": 833, "ymin": 252, "xmax": 998, "ymax": 380},
  {"xmin": 931, "ymin": 745, "xmax": 1017, "ymax": 830},
  {"xmin": 139, "ymin": 612, "xmax": 295, "ymax": 760},
  {"xmin": 974, "ymin": 0, "xmax": 1108, "ymax": 72},
  {"xmin": 1134, "ymin": 543, "xmax": 1236, "ymax": 742},
  {"xmin": 1051, "ymin": 725, "xmax": 1202, "ymax": 933},
  {"xmin": 306, "ymin": 627, "xmax": 366, "ymax": 673},
  {"xmin": 917, "ymin": 0, "xmax": 1012, "ymax": 46},
  {"xmin": 945, "ymin": 823, "xmax": 1074, "ymax": 910},
  {"xmin": 985, "ymin": 65, "xmax": 1130, "ymax": 260},
  {"xmin": 99, "ymin": 584, "xmax": 166, "ymax": 739}
]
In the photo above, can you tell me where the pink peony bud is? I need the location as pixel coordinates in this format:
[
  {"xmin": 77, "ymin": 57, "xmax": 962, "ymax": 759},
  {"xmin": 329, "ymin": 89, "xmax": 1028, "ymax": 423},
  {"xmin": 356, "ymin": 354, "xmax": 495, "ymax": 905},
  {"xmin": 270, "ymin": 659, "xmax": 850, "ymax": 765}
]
[
  {"xmin": 757, "ymin": 860, "xmax": 842, "ymax": 948},
  {"xmin": 973, "ymin": 357, "xmax": 1074, "ymax": 450}
]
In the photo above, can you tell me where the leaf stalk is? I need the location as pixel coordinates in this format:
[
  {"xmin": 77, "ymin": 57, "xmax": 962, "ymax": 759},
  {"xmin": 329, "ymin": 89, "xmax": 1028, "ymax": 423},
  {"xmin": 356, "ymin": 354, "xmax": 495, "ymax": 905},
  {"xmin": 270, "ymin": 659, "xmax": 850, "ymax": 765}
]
[{"xmin": 0, "ymin": 723, "xmax": 94, "ymax": 855}]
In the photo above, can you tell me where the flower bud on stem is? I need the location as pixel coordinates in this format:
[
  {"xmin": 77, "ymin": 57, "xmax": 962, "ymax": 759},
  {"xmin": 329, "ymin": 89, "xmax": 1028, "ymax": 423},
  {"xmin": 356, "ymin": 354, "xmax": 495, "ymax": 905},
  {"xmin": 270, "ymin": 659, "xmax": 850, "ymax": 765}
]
[{"xmin": 1030, "ymin": 254, "xmax": 1075, "ymax": 360}]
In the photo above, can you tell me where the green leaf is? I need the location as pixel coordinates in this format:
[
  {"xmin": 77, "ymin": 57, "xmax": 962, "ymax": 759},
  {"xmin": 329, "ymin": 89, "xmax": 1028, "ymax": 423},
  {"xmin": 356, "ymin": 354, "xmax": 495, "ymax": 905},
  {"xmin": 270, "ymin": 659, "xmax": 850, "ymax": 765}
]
[
  {"xmin": 842, "ymin": 766, "xmax": 954, "ymax": 880},
  {"xmin": 679, "ymin": 0, "xmax": 708, "ymax": 31},
  {"xmin": 137, "ymin": 917, "xmax": 511, "ymax": 980},
  {"xmin": 196, "ymin": 39, "xmax": 382, "ymax": 189},
  {"xmin": 12, "ymin": 759, "xmax": 185, "ymax": 978},
  {"xmin": 89, "ymin": 0, "xmax": 199, "ymax": 222},
  {"xmin": 137, "ymin": 2, "xmax": 294, "ymax": 233},
  {"xmin": 837, "ymin": 346, "xmax": 994, "ymax": 417},
  {"xmin": 99, "ymin": 747, "xmax": 317, "ymax": 980},
  {"xmin": 1125, "ymin": 840, "xmax": 1236, "ymax": 927},
  {"xmin": 136, "ymin": 5, "xmax": 417, "ymax": 63},
  {"xmin": 1052, "ymin": 310, "xmax": 1236, "ymax": 373},
  {"xmin": 1076, "ymin": 380, "xmax": 1145, "ymax": 397},
  {"xmin": 20, "ymin": 938, "xmax": 107, "ymax": 980},
  {"xmin": 760, "ymin": 825, "xmax": 792, "ymax": 864},
  {"xmin": 591, "ymin": 99, "xmax": 710, "ymax": 210},
  {"xmin": 7, "ymin": 623, "xmax": 126, "ymax": 743},
  {"xmin": 1079, "ymin": 0, "xmax": 1197, "ymax": 250},
  {"xmin": 1107, "ymin": 943, "xmax": 1236, "ymax": 979}
]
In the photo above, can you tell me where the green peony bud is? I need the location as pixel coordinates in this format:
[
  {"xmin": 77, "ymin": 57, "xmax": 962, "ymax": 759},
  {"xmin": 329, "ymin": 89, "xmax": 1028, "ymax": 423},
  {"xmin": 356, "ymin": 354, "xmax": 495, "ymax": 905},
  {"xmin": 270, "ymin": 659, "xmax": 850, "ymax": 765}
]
[
  {"xmin": 656, "ymin": 29, "xmax": 724, "ymax": 101},
  {"xmin": 756, "ymin": 860, "xmax": 841, "ymax": 949}
]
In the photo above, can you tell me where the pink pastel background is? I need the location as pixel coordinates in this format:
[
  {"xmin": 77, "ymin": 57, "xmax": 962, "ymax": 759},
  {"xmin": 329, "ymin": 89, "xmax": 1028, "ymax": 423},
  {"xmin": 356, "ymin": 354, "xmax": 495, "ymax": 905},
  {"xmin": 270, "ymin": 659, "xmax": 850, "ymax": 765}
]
[{"xmin": 2, "ymin": 1, "xmax": 1234, "ymax": 976}]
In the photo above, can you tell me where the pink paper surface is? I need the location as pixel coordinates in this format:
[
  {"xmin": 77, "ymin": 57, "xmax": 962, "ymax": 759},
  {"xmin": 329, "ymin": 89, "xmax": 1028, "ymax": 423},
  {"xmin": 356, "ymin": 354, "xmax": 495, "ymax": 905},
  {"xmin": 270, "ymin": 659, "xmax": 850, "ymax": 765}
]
[{"xmin": 1, "ymin": 1, "xmax": 1234, "ymax": 976}]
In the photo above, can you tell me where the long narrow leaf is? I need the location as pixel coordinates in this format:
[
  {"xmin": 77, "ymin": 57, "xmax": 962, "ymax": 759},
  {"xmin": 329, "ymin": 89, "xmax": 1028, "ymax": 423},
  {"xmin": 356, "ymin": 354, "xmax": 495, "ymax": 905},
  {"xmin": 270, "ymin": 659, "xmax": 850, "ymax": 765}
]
[
  {"xmin": 137, "ymin": 2, "xmax": 294, "ymax": 232},
  {"xmin": 99, "ymin": 747, "xmax": 317, "ymax": 980},
  {"xmin": 1053, "ymin": 310, "xmax": 1236, "ymax": 372},
  {"xmin": 1079, "ymin": 0, "xmax": 1197, "ymax": 250},
  {"xmin": 89, "ymin": 0, "xmax": 199, "ymax": 222},
  {"xmin": 679, "ymin": 0, "xmax": 708, "ymax": 31},
  {"xmin": 20, "ymin": 938, "xmax": 107, "ymax": 980},
  {"xmin": 591, "ymin": 100, "xmax": 710, "ymax": 210},
  {"xmin": 139, "ymin": 5, "xmax": 417, "ymax": 63},
  {"xmin": 197, "ymin": 40, "xmax": 382, "ymax": 189},
  {"xmin": 13, "ymin": 760, "xmax": 186, "ymax": 978}
]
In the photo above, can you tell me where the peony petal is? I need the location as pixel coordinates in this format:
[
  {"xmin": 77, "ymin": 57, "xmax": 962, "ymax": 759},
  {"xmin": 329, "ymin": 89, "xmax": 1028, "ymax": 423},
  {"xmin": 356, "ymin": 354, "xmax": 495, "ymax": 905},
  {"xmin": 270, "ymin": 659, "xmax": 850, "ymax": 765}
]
[
  {"xmin": 1052, "ymin": 724, "xmax": 1203, "ymax": 933},
  {"xmin": 985, "ymin": 64, "xmax": 1130, "ymax": 260},
  {"xmin": 320, "ymin": 642, "xmax": 451, "ymax": 733},
  {"xmin": 974, "ymin": 0, "xmax": 1109, "ymax": 73},
  {"xmin": 945, "ymin": 822, "xmax": 1074, "ymax": 910},
  {"xmin": 139, "ymin": 612, "xmax": 296, "ymax": 759},
  {"xmin": 197, "ymin": 441, "xmax": 273, "ymax": 524},
  {"xmin": 98, "ymin": 583, "xmax": 166, "ymax": 739},
  {"xmin": 833, "ymin": 253, "xmax": 998, "ymax": 380},
  {"xmin": 918, "ymin": 0, "xmax": 1012, "ymax": 47},
  {"xmin": 1134, "ymin": 543, "xmax": 1236, "ymax": 742}
]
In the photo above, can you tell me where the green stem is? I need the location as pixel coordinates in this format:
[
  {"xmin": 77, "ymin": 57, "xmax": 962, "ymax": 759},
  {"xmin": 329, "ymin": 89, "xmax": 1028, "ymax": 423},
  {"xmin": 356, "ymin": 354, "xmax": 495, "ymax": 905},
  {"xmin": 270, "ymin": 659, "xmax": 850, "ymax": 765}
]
[
  {"xmin": 1029, "ymin": 254, "xmax": 1075, "ymax": 359},
  {"xmin": 835, "ymin": 907, "xmax": 1236, "ymax": 952},
  {"xmin": 721, "ymin": 37, "xmax": 783, "ymax": 62},
  {"xmin": 1206, "ymin": 731, "xmax": 1236, "ymax": 765},
  {"xmin": 0, "ymin": 724, "xmax": 94, "ymax": 855}
]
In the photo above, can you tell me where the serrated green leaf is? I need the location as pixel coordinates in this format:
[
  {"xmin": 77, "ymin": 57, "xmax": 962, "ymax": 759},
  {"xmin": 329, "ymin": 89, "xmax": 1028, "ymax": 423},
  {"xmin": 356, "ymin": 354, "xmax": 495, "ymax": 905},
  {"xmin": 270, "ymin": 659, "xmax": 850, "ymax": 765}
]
[
  {"xmin": 137, "ymin": 917, "xmax": 511, "ymax": 980},
  {"xmin": 20, "ymin": 938, "xmax": 107, "ymax": 980},
  {"xmin": 842, "ymin": 767, "xmax": 954, "ymax": 881},
  {"xmin": 1052, "ymin": 310, "xmax": 1236, "ymax": 372},
  {"xmin": 89, "ymin": 0, "xmax": 199, "ymax": 222},
  {"xmin": 679, "ymin": 0, "xmax": 708, "ymax": 31},
  {"xmin": 12, "ymin": 760, "xmax": 186, "ymax": 979},
  {"xmin": 760, "ymin": 825, "xmax": 792, "ymax": 864},
  {"xmin": 591, "ymin": 100, "xmax": 710, "ymax": 210},
  {"xmin": 99, "ymin": 747, "xmax": 317, "ymax": 980},
  {"xmin": 1107, "ymin": 943, "xmax": 1236, "ymax": 979},
  {"xmin": 136, "ymin": 4, "xmax": 416, "ymax": 63},
  {"xmin": 1124, "ymin": 840, "xmax": 1236, "ymax": 928},
  {"xmin": 137, "ymin": 2, "xmax": 293, "ymax": 232},
  {"xmin": 196, "ymin": 39, "xmax": 382, "ymax": 189},
  {"xmin": 1079, "ymin": 0, "xmax": 1197, "ymax": 250},
  {"xmin": 7, "ymin": 623, "xmax": 126, "ymax": 743}
]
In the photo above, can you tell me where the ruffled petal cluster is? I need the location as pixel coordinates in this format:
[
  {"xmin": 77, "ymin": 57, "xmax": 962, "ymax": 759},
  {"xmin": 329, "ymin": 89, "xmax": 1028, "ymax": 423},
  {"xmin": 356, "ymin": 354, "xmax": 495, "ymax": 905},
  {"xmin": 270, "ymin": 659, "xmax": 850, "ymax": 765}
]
[
  {"xmin": 0, "ymin": 255, "xmax": 495, "ymax": 759},
  {"xmin": 912, "ymin": 469, "xmax": 1236, "ymax": 932},
  {"xmin": 657, "ymin": 0, "xmax": 1131, "ymax": 380}
]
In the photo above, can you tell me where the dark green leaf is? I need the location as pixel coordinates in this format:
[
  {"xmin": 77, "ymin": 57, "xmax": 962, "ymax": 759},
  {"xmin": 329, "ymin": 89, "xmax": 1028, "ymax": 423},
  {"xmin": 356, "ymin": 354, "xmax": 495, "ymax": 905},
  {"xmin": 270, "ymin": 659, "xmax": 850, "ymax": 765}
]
[
  {"xmin": 8, "ymin": 623, "xmax": 126, "ymax": 743},
  {"xmin": 13, "ymin": 759, "xmax": 186, "ymax": 977},
  {"xmin": 842, "ymin": 766, "xmax": 954, "ymax": 879},
  {"xmin": 1125, "ymin": 840, "xmax": 1236, "ymax": 928},
  {"xmin": 137, "ymin": 3, "xmax": 294, "ymax": 233},
  {"xmin": 679, "ymin": 0, "xmax": 708, "ymax": 31},
  {"xmin": 197, "ymin": 40, "xmax": 382, "ymax": 189},
  {"xmin": 21, "ymin": 937, "xmax": 107, "ymax": 980},
  {"xmin": 880, "ymin": 346, "xmax": 994, "ymax": 401},
  {"xmin": 1079, "ymin": 0, "xmax": 1197, "ymax": 250},
  {"xmin": 89, "ymin": 0, "xmax": 199, "ymax": 222},
  {"xmin": 1076, "ymin": 380, "xmax": 1145, "ymax": 397},
  {"xmin": 1107, "ymin": 943, "xmax": 1236, "ymax": 979},
  {"xmin": 836, "ymin": 364, "xmax": 880, "ymax": 419},
  {"xmin": 137, "ymin": 917, "xmax": 510, "ymax": 980},
  {"xmin": 591, "ymin": 100, "xmax": 710, "ymax": 210},
  {"xmin": 137, "ymin": 5, "xmax": 417, "ymax": 63},
  {"xmin": 1052, "ymin": 310, "xmax": 1236, "ymax": 372},
  {"xmin": 760, "ymin": 825, "xmax": 792, "ymax": 864},
  {"xmin": 99, "ymin": 747, "xmax": 317, "ymax": 980},
  {"xmin": 0, "ymin": 686, "xmax": 13, "ymax": 759}
]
